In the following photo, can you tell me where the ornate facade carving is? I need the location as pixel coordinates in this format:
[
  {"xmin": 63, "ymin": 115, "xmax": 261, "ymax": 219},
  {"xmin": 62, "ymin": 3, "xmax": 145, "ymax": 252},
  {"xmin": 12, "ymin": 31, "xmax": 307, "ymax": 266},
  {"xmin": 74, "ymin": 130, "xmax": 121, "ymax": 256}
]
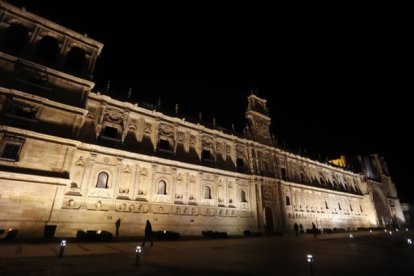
[{"xmin": 0, "ymin": 2, "xmax": 404, "ymax": 238}]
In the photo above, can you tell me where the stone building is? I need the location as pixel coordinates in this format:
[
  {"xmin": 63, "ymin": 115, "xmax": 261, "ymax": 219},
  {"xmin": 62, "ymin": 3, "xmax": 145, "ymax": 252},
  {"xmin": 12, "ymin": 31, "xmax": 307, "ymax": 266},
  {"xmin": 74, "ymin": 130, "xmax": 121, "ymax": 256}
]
[{"xmin": 0, "ymin": 1, "xmax": 405, "ymax": 238}]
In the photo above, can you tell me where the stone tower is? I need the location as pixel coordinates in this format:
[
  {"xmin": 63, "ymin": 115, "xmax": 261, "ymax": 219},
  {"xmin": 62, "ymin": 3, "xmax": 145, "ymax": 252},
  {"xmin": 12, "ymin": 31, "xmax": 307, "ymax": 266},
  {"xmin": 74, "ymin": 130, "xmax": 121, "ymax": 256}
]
[{"xmin": 245, "ymin": 93, "xmax": 272, "ymax": 145}]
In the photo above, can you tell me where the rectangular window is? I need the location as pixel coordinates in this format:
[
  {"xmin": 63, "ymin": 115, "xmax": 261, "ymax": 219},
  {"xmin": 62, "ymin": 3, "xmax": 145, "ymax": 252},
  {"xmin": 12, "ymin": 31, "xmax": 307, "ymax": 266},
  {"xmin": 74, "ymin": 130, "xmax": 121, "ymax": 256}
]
[
  {"xmin": 158, "ymin": 139, "xmax": 172, "ymax": 151},
  {"xmin": 102, "ymin": 126, "xmax": 118, "ymax": 138},
  {"xmin": 0, "ymin": 135, "xmax": 25, "ymax": 162},
  {"xmin": 202, "ymin": 149, "xmax": 212, "ymax": 160},
  {"xmin": 281, "ymin": 167, "xmax": 287, "ymax": 181}
]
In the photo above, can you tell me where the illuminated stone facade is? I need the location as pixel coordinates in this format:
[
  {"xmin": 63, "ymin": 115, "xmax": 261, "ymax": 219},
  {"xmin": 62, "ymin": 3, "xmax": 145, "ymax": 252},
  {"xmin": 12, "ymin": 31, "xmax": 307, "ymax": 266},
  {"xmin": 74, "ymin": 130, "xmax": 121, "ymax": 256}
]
[{"xmin": 0, "ymin": 1, "xmax": 405, "ymax": 238}]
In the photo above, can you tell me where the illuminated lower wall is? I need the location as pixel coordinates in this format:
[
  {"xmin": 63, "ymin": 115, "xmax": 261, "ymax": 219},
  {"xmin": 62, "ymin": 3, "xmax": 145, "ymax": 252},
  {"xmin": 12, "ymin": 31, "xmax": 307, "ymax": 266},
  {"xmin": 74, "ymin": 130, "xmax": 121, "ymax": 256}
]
[
  {"xmin": 280, "ymin": 182, "xmax": 379, "ymax": 231},
  {"xmin": 0, "ymin": 128, "xmax": 258, "ymax": 237}
]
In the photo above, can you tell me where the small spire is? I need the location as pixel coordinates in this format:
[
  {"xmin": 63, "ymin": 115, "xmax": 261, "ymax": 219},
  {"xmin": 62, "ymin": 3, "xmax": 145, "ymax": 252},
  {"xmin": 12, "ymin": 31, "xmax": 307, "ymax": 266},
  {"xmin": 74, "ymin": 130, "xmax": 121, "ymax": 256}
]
[
  {"xmin": 175, "ymin": 104, "xmax": 179, "ymax": 114},
  {"xmin": 157, "ymin": 98, "xmax": 161, "ymax": 109},
  {"xmin": 105, "ymin": 80, "xmax": 111, "ymax": 93},
  {"xmin": 127, "ymin": 88, "xmax": 132, "ymax": 100},
  {"xmin": 231, "ymin": 123, "xmax": 235, "ymax": 132},
  {"xmin": 199, "ymin": 112, "xmax": 202, "ymax": 121},
  {"xmin": 213, "ymin": 118, "xmax": 216, "ymax": 129}
]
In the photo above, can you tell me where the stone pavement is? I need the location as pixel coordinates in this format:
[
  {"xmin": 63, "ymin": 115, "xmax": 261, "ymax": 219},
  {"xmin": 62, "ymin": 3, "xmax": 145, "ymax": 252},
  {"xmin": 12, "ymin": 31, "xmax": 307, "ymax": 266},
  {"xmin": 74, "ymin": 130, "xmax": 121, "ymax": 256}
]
[{"xmin": 0, "ymin": 231, "xmax": 413, "ymax": 275}]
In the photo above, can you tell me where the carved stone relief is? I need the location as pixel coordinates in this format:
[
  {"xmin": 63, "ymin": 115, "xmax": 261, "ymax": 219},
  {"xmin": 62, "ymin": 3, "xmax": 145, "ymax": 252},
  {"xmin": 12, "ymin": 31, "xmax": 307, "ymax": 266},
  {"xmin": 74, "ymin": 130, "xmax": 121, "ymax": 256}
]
[
  {"xmin": 104, "ymin": 109, "xmax": 123, "ymax": 124},
  {"xmin": 236, "ymin": 144, "xmax": 246, "ymax": 157},
  {"xmin": 190, "ymin": 135, "xmax": 196, "ymax": 147},
  {"xmin": 159, "ymin": 123, "xmax": 174, "ymax": 138},
  {"xmin": 62, "ymin": 197, "xmax": 81, "ymax": 209},
  {"xmin": 87, "ymin": 105, "xmax": 100, "ymax": 119},
  {"xmin": 202, "ymin": 135, "xmax": 214, "ymax": 148},
  {"xmin": 177, "ymin": 131, "xmax": 184, "ymax": 143},
  {"xmin": 144, "ymin": 122, "xmax": 152, "ymax": 135},
  {"xmin": 216, "ymin": 142, "xmax": 223, "ymax": 153}
]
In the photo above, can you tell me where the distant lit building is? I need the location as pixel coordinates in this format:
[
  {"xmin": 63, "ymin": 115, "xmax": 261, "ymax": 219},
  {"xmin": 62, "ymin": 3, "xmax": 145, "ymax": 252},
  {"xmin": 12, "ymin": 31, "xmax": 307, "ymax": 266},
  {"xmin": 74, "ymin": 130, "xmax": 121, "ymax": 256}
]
[
  {"xmin": 0, "ymin": 1, "xmax": 405, "ymax": 238},
  {"xmin": 401, "ymin": 203, "xmax": 414, "ymax": 227}
]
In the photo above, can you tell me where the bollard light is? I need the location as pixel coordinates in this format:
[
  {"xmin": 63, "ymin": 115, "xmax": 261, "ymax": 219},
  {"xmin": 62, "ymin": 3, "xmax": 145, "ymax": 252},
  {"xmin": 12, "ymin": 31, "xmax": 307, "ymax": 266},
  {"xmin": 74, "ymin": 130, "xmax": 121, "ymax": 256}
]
[
  {"xmin": 384, "ymin": 229, "xmax": 387, "ymax": 232},
  {"xmin": 349, "ymin": 234, "xmax": 353, "ymax": 239},
  {"xmin": 59, "ymin": 240, "xmax": 66, "ymax": 258},
  {"xmin": 407, "ymin": 239, "xmax": 412, "ymax": 246},
  {"xmin": 389, "ymin": 231, "xmax": 392, "ymax": 235},
  {"xmin": 406, "ymin": 228, "xmax": 409, "ymax": 232},
  {"xmin": 135, "ymin": 245, "xmax": 142, "ymax": 266},
  {"xmin": 163, "ymin": 230, "xmax": 167, "ymax": 234},
  {"xmin": 307, "ymin": 254, "xmax": 314, "ymax": 276},
  {"xmin": 396, "ymin": 229, "xmax": 399, "ymax": 232},
  {"xmin": 369, "ymin": 230, "xmax": 372, "ymax": 234},
  {"xmin": 307, "ymin": 254, "xmax": 314, "ymax": 263}
]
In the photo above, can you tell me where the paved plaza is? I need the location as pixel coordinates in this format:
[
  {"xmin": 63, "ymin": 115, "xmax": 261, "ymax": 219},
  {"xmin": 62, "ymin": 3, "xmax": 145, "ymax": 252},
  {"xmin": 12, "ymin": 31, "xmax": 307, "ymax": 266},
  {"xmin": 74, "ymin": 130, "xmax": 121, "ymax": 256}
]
[{"xmin": 0, "ymin": 231, "xmax": 413, "ymax": 275}]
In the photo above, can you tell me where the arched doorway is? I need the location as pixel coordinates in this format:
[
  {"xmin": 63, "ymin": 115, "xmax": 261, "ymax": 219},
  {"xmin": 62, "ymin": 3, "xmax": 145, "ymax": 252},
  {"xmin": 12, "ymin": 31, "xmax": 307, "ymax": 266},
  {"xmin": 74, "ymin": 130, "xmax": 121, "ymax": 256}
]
[{"xmin": 264, "ymin": 206, "xmax": 274, "ymax": 234}]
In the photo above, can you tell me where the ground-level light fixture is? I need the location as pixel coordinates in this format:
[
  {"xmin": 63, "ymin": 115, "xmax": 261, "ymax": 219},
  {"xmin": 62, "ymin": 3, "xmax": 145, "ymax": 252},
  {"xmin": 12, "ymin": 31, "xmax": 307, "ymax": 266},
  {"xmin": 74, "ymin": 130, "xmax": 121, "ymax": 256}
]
[
  {"xmin": 307, "ymin": 254, "xmax": 314, "ymax": 276},
  {"xmin": 307, "ymin": 254, "xmax": 314, "ymax": 263},
  {"xmin": 349, "ymin": 234, "xmax": 354, "ymax": 239},
  {"xmin": 59, "ymin": 240, "xmax": 66, "ymax": 258},
  {"xmin": 135, "ymin": 245, "xmax": 142, "ymax": 266},
  {"xmin": 408, "ymin": 239, "xmax": 412, "ymax": 246}
]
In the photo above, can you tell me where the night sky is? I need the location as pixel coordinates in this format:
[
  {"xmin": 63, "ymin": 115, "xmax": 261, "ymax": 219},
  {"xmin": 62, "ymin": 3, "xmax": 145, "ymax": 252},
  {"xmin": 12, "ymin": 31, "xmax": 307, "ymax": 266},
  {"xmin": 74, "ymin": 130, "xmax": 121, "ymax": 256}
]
[{"xmin": 6, "ymin": 1, "xmax": 412, "ymax": 202}]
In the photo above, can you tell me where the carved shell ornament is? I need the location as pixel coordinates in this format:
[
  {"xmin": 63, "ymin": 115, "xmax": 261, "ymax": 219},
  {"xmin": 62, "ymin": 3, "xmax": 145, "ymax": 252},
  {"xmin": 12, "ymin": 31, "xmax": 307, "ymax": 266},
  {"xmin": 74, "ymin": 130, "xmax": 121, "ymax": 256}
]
[
  {"xmin": 75, "ymin": 156, "xmax": 85, "ymax": 166},
  {"xmin": 140, "ymin": 168, "xmax": 148, "ymax": 176},
  {"xmin": 123, "ymin": 165, "xmax": 131, "ymax": 174}
]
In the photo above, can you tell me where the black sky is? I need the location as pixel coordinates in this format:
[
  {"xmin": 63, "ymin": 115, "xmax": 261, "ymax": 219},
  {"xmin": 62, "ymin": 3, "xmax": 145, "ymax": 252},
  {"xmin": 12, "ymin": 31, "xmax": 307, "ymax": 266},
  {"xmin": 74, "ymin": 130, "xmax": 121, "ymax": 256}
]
[{"xmin": 6, "ymin": 1, "xmax": 413, "ymax": 202}]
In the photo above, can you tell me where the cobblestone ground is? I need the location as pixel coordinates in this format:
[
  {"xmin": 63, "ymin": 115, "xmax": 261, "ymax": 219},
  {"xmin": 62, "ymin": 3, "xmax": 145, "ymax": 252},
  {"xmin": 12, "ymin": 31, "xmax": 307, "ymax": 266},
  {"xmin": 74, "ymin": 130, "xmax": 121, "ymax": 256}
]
[{"xmin": 0, "ymin": 231, "xmax": 413, "ymax": 275}]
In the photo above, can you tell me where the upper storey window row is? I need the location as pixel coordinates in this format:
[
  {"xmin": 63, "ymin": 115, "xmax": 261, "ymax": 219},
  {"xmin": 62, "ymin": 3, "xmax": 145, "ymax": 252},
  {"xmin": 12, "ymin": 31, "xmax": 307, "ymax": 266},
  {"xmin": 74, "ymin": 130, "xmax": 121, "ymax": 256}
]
[
  {"xmin": 1, "ymin": 23, "xmax": 91, "ymax": 78},
  {"xmin": 0, "ymin": 2, "xmax": 103, "ymax": 79}
]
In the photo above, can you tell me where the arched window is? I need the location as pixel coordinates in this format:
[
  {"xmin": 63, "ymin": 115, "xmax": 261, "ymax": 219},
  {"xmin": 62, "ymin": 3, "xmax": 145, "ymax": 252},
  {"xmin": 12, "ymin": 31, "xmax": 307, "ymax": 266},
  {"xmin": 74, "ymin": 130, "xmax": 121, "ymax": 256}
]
[
  {"xmin": 241, "ymin": 190, "xmax": 247, "ymax": 202},
  {"xmin": 36, "ymin": 36, "xmax": 59, "ymax": 62},
  {"xmin": 286, "ymin": 196, "xmax": 291, "ymax": 206},
  {"xmin": 204, "ymin": 186, "xmax": 211, "ymax": 199},
  {"xmin": 202, "ymin": 149, "xmax": 212, "ymax": 160},
  {"xmin": 65, "ymin": 46, "xmax": 86, "ymax": 71},
  {"xmin": 4, "ymin": 23, "xmax": 29, "ymax": 52},
  {"xmin": 157, "ymin": 180, "xmax": 167, "ymax": 195},
  {"xmin": 96, "ymin": 172, "xmax": 109, "ymax": 188}
]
